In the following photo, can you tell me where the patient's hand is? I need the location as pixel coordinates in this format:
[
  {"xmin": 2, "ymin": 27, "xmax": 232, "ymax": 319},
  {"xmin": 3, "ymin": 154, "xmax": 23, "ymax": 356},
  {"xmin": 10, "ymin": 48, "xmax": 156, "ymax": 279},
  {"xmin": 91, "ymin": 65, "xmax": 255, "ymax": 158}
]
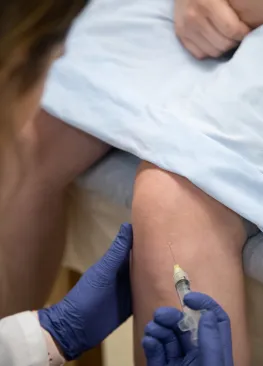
[{"xmin": 174, "ymin": 0, "xmax": 250, "ymax": 59}]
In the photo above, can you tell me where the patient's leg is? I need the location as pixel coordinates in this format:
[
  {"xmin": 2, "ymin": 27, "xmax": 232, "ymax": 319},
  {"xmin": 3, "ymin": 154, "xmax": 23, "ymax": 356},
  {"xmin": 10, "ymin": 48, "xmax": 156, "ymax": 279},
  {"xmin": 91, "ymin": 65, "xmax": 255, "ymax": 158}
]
[
  {"xmin": 0, "ymin": 110, "xmax": 110, "ymax": 316},
  {"xmin": 132, "ymin": 162, "xmax": 249, "ymax": 366}
]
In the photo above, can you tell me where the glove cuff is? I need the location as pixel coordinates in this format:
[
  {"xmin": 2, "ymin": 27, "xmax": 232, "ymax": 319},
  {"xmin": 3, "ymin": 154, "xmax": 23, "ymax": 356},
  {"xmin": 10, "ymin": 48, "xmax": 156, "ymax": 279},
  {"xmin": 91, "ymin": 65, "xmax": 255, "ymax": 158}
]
[{"xmin": 38, "ymin": 307, "xmax": 82, "ymax": 361}]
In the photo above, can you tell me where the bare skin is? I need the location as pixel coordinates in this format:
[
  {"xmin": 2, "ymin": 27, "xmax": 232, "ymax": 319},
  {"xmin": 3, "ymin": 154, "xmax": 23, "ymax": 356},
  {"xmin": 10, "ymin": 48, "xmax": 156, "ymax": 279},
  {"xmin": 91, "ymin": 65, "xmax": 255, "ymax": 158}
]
[
  {"xmin": 229, "ymin": 0, "xmax": 263, "ymax": 28},
  {"xmin": 131, "ymin": 162, "xmax": 249, "ymax": 366},
  {"xmin": 0, "ymin": 110, "xmax": 110, "ymax": 316},
  {"xmin": 174, "ymin": 0, "xmax": 250, "ymax": 59}
]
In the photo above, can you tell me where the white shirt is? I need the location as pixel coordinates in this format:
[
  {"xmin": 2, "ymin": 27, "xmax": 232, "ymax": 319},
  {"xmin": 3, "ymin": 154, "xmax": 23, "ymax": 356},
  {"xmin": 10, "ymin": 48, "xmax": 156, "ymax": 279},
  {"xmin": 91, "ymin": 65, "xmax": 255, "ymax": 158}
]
[{"xmin": 0, "ymin": 312, "xmax": 48, "ymax": 366}]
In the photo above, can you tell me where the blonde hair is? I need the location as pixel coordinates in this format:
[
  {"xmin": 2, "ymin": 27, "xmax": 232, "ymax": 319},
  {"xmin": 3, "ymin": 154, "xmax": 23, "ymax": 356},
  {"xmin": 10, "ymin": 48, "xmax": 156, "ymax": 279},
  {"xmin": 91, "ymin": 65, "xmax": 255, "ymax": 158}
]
[
  {"xmin": 0, "ymin": 0, "xmax": 86, "ymax": 91},
  {"xmin": 0, "ymin": 0, "xmax": 87, "ymax": 143}
]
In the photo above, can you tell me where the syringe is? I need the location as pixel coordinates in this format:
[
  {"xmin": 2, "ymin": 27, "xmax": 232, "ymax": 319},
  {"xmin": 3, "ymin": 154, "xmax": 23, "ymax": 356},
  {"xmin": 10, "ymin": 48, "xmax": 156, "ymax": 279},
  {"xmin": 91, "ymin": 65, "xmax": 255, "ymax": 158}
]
[{"xmin": 173, "ymin": 265, "xmax": 201, "ymax": 346}]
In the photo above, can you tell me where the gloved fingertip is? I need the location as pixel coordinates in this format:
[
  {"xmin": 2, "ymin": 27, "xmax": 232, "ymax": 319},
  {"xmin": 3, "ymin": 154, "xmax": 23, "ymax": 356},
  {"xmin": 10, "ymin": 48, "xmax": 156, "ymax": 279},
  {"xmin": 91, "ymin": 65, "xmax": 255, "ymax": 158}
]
[
  {"xmin": 100, "ymin": 223, "xmax": 132, "ymax": 277},
  {"xmin": 184, "ymin": 292, "xmax": 213, "ymax": 310},
  {"xmin": 142, "ymin": 336, "xmax": 164, "ymax": 358},
  {"xmin": 184, "ymin": 292, "xmax": 228, "ymax": 322},
  {"xmin": 154, "ymin": 307, "xmax": 183, "ymax": 329},
  {"xmin": 200, "ymin": 310, "xmax": 217, "ymax": 327},
  {"xmin": 108, "ymin": 223, "xmax": 133, "ymax": 256},
  {"xmin": 120, "ymin": 222, "xmax": 133, "ymax": 237},
  {"xmin": 144, "ymin": 320, "xmax": 177, "ymax": 343},
  {"xmin": 142, "ymin": 336, "xmax": 158, "ymax": 350},
  {"xmin": 118, "ymin": 223, "xmax": 133, "ymax": 246},
  {"xmin": 144, "ymin": 321, "xmax": 157, "ymax": 336}
]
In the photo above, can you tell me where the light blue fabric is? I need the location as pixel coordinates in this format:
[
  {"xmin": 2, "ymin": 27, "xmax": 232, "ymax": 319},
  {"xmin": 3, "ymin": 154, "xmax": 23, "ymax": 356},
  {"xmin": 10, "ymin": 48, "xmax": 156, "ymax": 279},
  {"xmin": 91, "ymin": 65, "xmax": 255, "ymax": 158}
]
[{"xmin": 42, "ymin": 0, "xmax": 263, "ymax": 230}]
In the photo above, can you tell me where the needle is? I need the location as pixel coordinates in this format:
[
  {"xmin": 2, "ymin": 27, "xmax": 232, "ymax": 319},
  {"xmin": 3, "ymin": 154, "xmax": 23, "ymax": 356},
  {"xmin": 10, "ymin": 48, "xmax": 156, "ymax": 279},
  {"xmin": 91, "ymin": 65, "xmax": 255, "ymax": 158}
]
[{"xmin": 167, "ymin": 242, "xmax": 176, "ymax": 263}]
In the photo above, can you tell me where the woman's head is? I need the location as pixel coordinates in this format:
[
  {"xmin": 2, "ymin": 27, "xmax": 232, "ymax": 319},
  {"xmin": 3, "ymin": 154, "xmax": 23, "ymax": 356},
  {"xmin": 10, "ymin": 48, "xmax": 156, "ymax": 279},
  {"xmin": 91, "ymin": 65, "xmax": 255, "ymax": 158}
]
[{"xmin": 0, "ymin": 0, "xmax": 86, "ymax": 135}]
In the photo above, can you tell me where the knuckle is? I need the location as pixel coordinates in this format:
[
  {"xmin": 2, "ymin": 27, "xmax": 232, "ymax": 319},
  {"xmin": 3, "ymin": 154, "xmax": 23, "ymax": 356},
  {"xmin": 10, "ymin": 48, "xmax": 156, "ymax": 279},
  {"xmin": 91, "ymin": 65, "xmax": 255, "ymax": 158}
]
[
  {"xmin": 224, "ymin": 23, "xmax": 240, "ymax": 39},
  {"xmin": 144, "ymin": 321, "xmax": 155, "ymax": 335},
  {"xmin": 186, "ymin": 8, "xmax": 198, "ymax": 23}
]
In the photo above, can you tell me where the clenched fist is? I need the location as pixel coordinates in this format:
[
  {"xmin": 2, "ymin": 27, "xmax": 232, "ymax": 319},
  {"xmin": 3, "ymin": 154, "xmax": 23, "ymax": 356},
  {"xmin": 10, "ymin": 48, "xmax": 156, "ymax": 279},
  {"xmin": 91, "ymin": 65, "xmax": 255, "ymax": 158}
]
[{"xmin": 174, "ymin": 0, "xmax": 250, "ymax": 59}]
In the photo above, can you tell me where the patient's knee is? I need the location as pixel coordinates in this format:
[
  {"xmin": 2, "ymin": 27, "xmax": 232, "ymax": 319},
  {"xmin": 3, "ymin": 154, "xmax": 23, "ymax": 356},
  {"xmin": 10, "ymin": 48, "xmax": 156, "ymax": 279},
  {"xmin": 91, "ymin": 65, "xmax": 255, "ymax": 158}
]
[
  {"xmin": 132, "ymin": 162, "xmax": 248, "ymax": 365},
  {"xmin": 17, "ymin": 110, "xmax": 110, "ymax": 188},
  {"xmin": 132, "ymin": 161, "xmax": 246, "ymax": 255}
]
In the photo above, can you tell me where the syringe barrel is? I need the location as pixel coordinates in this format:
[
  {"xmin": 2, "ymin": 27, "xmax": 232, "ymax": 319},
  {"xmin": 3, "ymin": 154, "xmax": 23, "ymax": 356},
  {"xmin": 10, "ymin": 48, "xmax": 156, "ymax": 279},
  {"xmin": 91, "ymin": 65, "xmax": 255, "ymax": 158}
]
[
  {"xmin": 173, "ymin": 266, "xmax": 201, "ymax": 345},
  {"xmin": 175, "ymin": 279, "xmax": 191, "ymax": 311}
]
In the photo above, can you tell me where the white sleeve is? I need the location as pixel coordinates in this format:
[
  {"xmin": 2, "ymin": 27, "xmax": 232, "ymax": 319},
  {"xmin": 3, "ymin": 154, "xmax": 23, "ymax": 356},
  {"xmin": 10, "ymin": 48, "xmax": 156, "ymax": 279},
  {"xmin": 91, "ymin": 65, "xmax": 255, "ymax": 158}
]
[{"xmin": 0, "ymin": 311, "xmax": 48, "ymax": 366}]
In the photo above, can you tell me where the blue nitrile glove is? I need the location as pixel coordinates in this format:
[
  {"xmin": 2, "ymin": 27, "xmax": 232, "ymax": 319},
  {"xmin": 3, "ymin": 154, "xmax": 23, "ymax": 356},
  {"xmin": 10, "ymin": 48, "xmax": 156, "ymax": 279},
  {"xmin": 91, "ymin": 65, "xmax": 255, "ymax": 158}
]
[
  {"xmin": 142, "ymin": 292, "xmax": 234, "ymax": 366},
  {"xmin": 38, "ymin": 223, "xmax": 132, "ymax": 361}
]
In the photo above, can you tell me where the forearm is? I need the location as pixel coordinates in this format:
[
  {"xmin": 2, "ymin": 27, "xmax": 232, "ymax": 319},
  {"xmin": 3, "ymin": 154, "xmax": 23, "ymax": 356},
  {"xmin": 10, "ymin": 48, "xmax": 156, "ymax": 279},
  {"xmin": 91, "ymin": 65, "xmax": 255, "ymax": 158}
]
[{"xmin": 229, "ymin": 0, "xmax": 263, "ymax": 27}]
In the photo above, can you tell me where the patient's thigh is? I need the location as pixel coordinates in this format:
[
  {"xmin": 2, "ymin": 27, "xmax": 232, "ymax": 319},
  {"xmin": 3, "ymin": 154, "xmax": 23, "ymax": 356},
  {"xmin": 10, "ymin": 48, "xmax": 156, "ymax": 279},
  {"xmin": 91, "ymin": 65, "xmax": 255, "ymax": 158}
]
[{"xmin": 131, "ymin": 161, "xmax": 249, "ymax": 365}]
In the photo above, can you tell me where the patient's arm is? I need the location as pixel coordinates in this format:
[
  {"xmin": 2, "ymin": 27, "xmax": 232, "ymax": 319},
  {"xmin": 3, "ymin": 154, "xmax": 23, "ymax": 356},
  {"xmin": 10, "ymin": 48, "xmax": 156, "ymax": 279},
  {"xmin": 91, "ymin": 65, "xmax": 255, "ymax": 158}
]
[
  {"xmin": 230, "ymin": 0, "xmax": 263, "ymax": 28},
  {"xmin": 131, "ymin": 162, "xmax": 249, "ymax": 365}
]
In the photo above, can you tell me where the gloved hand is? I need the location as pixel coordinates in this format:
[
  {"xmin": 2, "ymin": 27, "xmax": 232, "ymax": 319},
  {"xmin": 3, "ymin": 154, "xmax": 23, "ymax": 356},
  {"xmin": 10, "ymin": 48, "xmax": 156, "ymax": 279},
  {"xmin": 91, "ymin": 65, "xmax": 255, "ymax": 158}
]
[
  {"xmin": 143, "ymin": 292, "xmax": 234, "ymax": 366},
  {"xmin": 174, "ymin": 0, "xmax": 250, "ymax": 59},
  {"xmin": 38, "ymin": 223, "xmax": 132, "ymax": 361}
]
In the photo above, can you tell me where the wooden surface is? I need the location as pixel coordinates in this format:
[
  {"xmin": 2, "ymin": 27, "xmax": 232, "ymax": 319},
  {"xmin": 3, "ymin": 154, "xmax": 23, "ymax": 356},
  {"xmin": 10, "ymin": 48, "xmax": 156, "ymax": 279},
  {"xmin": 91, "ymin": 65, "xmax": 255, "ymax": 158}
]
[{"xmin": 48, "ymin": 268, "xmax": 103, "ymax": 366}]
